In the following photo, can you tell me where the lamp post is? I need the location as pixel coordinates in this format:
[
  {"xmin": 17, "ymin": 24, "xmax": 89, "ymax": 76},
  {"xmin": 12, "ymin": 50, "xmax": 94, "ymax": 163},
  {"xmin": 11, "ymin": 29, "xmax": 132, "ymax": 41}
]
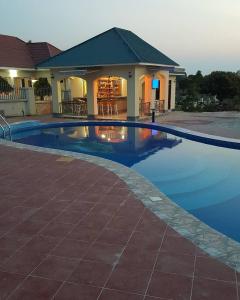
[{"xmin": 151, "ymin": 107, "xmax": 155, "ymax": 123}]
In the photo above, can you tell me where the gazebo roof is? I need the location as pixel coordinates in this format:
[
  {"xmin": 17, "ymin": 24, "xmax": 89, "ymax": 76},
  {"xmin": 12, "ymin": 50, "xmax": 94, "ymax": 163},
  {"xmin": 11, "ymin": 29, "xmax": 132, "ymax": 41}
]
[{"xmin": 37, "ymin": 27, "xmax": 179, "ymax": 69}]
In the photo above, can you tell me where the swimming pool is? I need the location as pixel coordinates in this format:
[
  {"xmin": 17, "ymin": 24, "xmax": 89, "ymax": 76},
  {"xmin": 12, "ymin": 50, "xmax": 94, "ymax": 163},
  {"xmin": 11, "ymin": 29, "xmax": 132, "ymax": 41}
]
[{"xmin": 11, "ymin": 122, "xmax": 240, "ymax": 242}]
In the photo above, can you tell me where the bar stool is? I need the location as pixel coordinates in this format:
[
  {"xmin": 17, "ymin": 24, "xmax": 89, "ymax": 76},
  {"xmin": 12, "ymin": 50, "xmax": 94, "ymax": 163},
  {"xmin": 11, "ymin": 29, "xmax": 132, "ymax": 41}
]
[
  {"xmin": 99, "ymin": 103, "xmax": 111, "ymax": 117},
  {"xmin": 110, "ymin": 103, "xmax": 118, "ymax": 116},
  {"xmin": 75, "ymin": 103, "xmax": 85, "ymax": 116}
]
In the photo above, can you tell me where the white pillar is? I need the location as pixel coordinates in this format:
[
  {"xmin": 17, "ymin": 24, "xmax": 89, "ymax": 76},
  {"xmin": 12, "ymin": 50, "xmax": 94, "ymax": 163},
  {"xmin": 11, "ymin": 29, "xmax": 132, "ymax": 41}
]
[
  {"xmin": 127, "ymin": 73, "xmax": 139, "ymax": 120},
  {"xmin": 25, "ymin": 88, "xmax": 36, "ymax": 115},
  {"xmin": 51, "ymin": 78, "xmax": 61, "ymax": 114},
  {"xmin": 163, "ymin": 73, "xmax": 169, "ymax": 111},
  {"xmin": 170, "ymin": 77, "xmax": 176, "ymax": 110},
  {"xmin": 87, "ymin": 78, "xmax": 98, "ymax": 119}
]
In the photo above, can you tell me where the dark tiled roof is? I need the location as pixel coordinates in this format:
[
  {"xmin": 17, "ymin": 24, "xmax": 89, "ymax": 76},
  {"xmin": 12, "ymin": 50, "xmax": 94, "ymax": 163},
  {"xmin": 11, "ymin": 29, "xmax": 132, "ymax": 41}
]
[
  {"xmin": 0, "ymin": 34, "xmax": 61, "ymax": 68},
  {"xmin": 27, "ymin": 42, "xmax": 61, "ymax": 65},
  {"xmin": 38, "ymin": 27, "xmax": 179, "ymax": 68},
  {"xmin": 0, "ymin": 34, "xmax": 34, "ymax": 68}
]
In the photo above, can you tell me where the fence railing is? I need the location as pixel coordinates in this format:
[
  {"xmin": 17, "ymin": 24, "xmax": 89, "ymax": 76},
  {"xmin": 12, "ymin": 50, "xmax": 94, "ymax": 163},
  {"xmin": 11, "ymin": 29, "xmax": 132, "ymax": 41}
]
[
  {"xmin": 139, "ymin": 101, "xmax": 151, "ymax": 116},
  {"xmin": 60, "ymin": 101, "xmax": 87, "ymax": 116},
  {"xmin": 61, "ymin": 90, "xmax": 71, "ymax": 101},
  {"xmin": 139, "ymin": 100, "xmax": 165, "ymax": 116},
  {"xmin": 155, "ymin": 100, "xmax": 165, "ymax": 112},
  {"xmin": 0, "ymin": 88, "xmax": 27, "ymax": 100}
]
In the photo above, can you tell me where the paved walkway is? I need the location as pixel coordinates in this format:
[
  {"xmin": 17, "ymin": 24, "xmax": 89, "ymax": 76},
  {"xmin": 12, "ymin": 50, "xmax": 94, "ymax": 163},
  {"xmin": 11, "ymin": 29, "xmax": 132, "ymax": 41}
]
[
  {"xmin": 156, "ymin": 111, "xmax": 240, "ymax": 139},
  {"xmin": 0, "ymin": 145, "xmax": 239, "ymax": 299}
]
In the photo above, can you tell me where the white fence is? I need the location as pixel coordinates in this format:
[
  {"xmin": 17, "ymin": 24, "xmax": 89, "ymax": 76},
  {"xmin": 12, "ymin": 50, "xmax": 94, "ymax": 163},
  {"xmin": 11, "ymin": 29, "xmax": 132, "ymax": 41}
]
[{"xmin": 0, "ymin": 88, "xmax": 36, "ymax": 117}]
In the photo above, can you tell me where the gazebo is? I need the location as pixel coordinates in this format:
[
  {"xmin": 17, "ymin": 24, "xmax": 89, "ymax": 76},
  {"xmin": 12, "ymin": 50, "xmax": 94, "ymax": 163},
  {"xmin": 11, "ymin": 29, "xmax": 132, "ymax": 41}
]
[{"xmin": 38, "ymin": 27, "xmax": 184, "ymax": 120}]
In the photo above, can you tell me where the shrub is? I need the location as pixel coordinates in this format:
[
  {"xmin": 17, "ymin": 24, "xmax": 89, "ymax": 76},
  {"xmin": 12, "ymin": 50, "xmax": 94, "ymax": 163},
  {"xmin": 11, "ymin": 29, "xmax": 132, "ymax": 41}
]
[{"xmin": 0, "ymin": 76, "xmax": 13, "ymax": 93}]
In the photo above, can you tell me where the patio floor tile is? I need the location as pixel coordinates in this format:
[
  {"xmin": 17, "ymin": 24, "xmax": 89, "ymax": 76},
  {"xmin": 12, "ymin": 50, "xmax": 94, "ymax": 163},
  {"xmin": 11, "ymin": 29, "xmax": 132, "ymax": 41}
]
[
  {"xmin": 136, "ymin": 213, "xmax": 167, "ymax": 234},
  {"xmin": 68, "ymin": 260, "xmax": 112, "ymax": 286},
  {"xmin": 54, "ymin": 282, "xmax": 101, "ymax": 300},
  {"xmin": 161, "ymin": 235, "xmax": 196, "ymax": 256},
  {"xmin": 79, "ymin": 214, "xmax": 111, "ymax": 230},
  {"xmin": 155, "ymin": 252, "xmax": 195, "ymax": 277},
  {"xmin": 191, "ymin": 277, "xmax": 238, "ymax": 300},
  {"xmin": 90, "ymin": 203, "xmax": 120, "ymax": 216},
  {"xmin": 67, "ymin": 225, "xmax": 100, "ymax": 242},
  {"xmin": 51, "ymin": 238, "xmax": 90, "ymax": 259},
  {"xmin": 0, "ymin": 271, "xmax": 25, "ymax": 299},
  {"xmin": 6, "ymin": 220, "xmax": 47, "ymax": 241},
  {"xmin": 40, "ymin": 221, "xmax": 74, "ymax": 238},
  {"xmin": 195, "ymin": 256, "xmax": 236, "ymax": 282},
  {"xmin": 99, "ymin": 289, "xmax": 144, "ymax": 300},
  {"xmin": 99, "ymin": 194, "xmax": 126, "ymax": 205},
  {"xmin": 147, "ymin": 271, "xmax": 192, "ymax": 300},
  {"xmin": 106, "ymin": 265, "xmax": 151, "ymax": 294},
  {"xmin": 128, "ymin": 231, "xmax": 163, "ymax": 251},
  {"xmin": 84, "ymin": 242, "xmax": 123, "ymax": 265},
  {"xmin": 21, "ymin": 235, "xmax": 61, "ymax": 255},
  {"xmin": 67, "ymin": 201, "xmax": 95, "ymax": 213},
  {"xmin": 1, "ymin": 249, "xmax": 46, "ymax": 276},
  {"xmin": 28, "ymin": 208, "xmax": 62, "ymax": 222},
  {"xmin": 119, "ymin": 246, "xmax": 158, "ymax": 270},
  {"xmin": 96, "ymin": 228, "xmax": 132, "ymax": 246},
  {"xmin": 0, "ymin": 236, "xmax": 26, "ymax": 252},
  {"xmin": 53, "ymin": 210, "xmax": 86, "ymax": 224},
  {"xmin": 107, "ymin": 215, "xmax": 139, "ymax": 231},
  {"xmin": 32, "ymin": 255, "xmax": 79, "ymax": 281},
  {"xmin": 8, "ymin": 276, "xmax": 62, "ymax": 300}
]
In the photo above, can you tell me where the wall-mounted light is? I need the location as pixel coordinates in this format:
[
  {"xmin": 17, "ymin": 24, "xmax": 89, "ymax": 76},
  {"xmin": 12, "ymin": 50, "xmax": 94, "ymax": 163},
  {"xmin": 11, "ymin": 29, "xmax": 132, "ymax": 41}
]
[
  {"xmin": 9, "ymin": 69, "xmax": 17, "ymax": 78},
  {"xmin": 128, "ymin": 71, "xmax": 132, "ymax": 78}
]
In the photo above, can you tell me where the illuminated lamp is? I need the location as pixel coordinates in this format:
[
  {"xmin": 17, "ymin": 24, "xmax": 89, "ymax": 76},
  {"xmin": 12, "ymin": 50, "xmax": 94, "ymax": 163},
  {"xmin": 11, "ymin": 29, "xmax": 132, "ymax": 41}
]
[{"xmin": 9, "ymin": 69, "xmax": 17, "ymax": 78}]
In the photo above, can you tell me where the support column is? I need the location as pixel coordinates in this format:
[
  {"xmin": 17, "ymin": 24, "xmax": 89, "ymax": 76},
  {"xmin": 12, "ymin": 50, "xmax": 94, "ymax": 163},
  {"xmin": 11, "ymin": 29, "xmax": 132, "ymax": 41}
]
[
  {"xmin": 170, "ymin": 77, "xmax": 176, "ymax": 110},
  {"xmin": 51, "ymin": 78, "xmax": 61, "ymax": 114},
  {"xmin": 127, "ymin": 73, "xmax": 139, "ymax": 121},
  {"xmin": 163, "ymin": 72, "xmax": 169, "ymax": 111},
  {"xmin": 25, "ymin": 88, "xmax": 36, "ymax": 115},
  {"xmin": 87, "ymin": 78, "xmax": 98, "ymax": 119}
]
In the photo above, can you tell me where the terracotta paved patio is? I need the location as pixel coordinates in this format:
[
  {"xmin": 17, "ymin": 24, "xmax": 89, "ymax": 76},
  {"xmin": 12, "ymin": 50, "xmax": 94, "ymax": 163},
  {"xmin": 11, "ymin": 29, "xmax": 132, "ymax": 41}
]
[{"xmin": 0, "ymin": 145, "xmax": 239, "ymax": 299}]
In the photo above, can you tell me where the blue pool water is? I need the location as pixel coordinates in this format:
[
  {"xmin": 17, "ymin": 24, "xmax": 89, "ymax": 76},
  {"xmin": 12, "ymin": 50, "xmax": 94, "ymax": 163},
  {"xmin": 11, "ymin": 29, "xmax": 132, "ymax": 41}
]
[{"xmin": 13, "ymin": 124, "xmax": 240, "ymax": 242}]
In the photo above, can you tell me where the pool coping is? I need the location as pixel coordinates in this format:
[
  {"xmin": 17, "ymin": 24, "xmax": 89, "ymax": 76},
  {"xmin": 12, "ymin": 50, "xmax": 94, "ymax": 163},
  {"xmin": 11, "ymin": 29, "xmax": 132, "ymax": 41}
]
[{"xmin": 1, "ymin": 120, "xmax": 240, "ymax": 272}]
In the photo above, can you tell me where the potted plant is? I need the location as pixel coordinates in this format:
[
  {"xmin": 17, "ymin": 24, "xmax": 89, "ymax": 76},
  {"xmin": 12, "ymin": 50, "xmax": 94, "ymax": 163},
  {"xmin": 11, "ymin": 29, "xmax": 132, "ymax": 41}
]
[{"xmin": 33, "ymin": 78, "xmax": 51, "ymax": 101}]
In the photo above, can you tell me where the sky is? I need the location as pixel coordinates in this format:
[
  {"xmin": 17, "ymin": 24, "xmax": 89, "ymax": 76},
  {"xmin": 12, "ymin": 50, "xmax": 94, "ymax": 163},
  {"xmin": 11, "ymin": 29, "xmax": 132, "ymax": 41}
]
[{"xmin": 0, "ymin": 0, "xmax": 240, "ymax": 75}]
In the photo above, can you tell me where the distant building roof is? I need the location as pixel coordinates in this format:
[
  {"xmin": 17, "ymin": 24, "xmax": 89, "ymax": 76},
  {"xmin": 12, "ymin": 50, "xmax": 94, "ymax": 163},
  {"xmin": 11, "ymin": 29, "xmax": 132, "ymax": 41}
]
[
  {"xmin": 27, "ymin": 42, "xmax": 61, "ymax": 65},
  {"xmin": 0, "ymin": 34, "xmax": 61, "ymax": 69},
  {"xmin": 38, "ymin": 27, "xmax": 179, "ymax": 69}
]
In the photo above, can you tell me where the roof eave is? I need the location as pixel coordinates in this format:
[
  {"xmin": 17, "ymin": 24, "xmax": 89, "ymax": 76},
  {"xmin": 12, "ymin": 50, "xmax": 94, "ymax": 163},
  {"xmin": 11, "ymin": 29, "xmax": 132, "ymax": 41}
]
[
  {"xmin": 37, "ymin": 62, "xmax": 178, "ymax": 70},
  {"xmin": 0, "ymin": 66, "xmax": 36, "ymax": 71}
]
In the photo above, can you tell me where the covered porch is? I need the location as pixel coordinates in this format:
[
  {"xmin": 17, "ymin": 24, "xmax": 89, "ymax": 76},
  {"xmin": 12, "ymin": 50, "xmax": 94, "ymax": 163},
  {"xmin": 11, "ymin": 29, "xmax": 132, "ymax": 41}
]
[{"xmin": 50, "ymin": 66, "xmax": 174, "ymax": 120}]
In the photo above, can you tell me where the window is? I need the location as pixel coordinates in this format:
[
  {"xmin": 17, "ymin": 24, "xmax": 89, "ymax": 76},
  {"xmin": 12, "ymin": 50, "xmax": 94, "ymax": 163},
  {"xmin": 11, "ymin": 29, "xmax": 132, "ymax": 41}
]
[{"xmin": 21, "ymin": 79, "xmax": 25, "ymax": 88}]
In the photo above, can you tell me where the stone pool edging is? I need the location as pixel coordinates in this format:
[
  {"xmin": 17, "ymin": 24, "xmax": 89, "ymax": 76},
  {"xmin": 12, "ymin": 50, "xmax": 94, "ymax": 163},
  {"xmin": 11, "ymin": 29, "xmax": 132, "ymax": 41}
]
[{"xmin": 1, "ymin": 135, "xmax": 240, "ymax": 272}]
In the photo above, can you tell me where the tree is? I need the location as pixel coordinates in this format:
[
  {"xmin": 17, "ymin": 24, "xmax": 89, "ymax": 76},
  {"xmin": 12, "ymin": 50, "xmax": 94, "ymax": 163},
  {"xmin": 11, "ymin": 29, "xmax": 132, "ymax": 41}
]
[
  {"xmin": 33, "ymin": 78, "xmax": 51, "ymax": 100},
  {"xmin": 178, "ymin": 71, "xmax": 203, "ymax": 97},
  {"xmin": 0, "ymin": 76, "xmax": 13, "ymax": 93},
  {"xmin": 201, "ymin": 71, "xmax": 240, "ymax": 101}
]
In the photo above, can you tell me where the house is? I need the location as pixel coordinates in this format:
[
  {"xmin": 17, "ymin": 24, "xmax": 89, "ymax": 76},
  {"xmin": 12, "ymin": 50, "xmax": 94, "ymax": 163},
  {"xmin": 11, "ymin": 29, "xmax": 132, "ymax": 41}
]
[
  {"xmin": 38, "ymin": 27, "xmax": 185, "ymax": 120},
  {"xmin": 0, "ymin": 34, "xmax": 61, "ymax": 88},
  {"xmin": 0, "ymin": 34, "xmax": 61, "ymax": 116}
]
